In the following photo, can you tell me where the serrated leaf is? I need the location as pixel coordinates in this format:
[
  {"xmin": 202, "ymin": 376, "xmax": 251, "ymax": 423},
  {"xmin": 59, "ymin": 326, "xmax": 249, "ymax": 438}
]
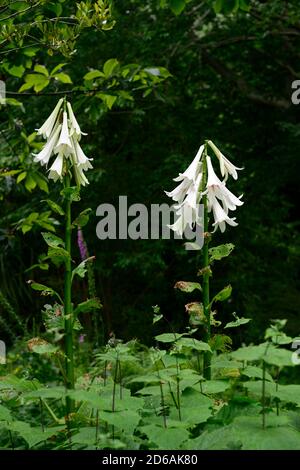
[
  {"xmin": 141, "ymin": 424, "xmax": 189, "ymax": 450},
  {"xmin": 71, "ymin": 257, "xmax": 95, "ymax": 282},
  {"xmin": 47, "ymin": 246, "xmax": 70, "ymax": 267}
]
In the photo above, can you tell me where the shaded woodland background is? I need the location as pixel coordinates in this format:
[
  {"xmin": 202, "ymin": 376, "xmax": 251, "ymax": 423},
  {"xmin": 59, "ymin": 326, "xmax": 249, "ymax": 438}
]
[{"xmin": 0, "ymin": 0, "xmax": 299, "ymax": 347}]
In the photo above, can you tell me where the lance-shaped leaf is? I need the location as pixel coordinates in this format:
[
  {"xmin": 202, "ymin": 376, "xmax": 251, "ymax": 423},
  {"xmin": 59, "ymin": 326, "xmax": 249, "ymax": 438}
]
[
  {"xmin": 41, "ymin": 232, "xmax": 65, "ymax": 248},
  {"xmin": 28, "ymin": 281, "xmax": 62, "ymax": 302},
  {"xmin": 44, "ymin": 199, "xmax": 65, "ymax": 215},
  {"xmin": 224, "ymin": 312, "xmax": 251, "ymax": 329},
  {"xmin": 211, "ymin": 285, "xmax": 232, "ymax": 304}
]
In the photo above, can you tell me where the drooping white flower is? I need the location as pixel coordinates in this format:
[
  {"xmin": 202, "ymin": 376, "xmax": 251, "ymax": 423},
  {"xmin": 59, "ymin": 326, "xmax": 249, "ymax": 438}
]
[
  {"xmin": 206, "ymin": 156, "xmax": 243, "ymax": 213},
  {"xmin": 207, "ymin": 140, "xmax": 243, "ymax": 181},
  {"xmin": 67, "ymin": 101, "xmax": 87, "ymax": 141},
  {"xmin": 209, "ymin": 194, "xmax": 238, "ymax": 233},
  {"xmin": 33, "ymin": 124, "xmax": 61, "ymax": 166},
  {"xmin": 48, "ymin": 154, "xmax": 64, "ymax": 182},
  {"xmin": 165, "ymin": 141, "xmax": 243, "ymax": 237},
  {"xmin": 33, "ymin": 98, "xmax": 92, "ymax": 187},
  {"xmin": 36, "ymin": 98, "xmax": 63, "ymax": 139},
  {"xmin": 72, "ymin": 138, "xmax": 93, "ymax": 171},
  {"xmin": 173, "ymin": 144, "xmax": 204, "ymax": 183},
  {"xmin": 54, "ymin": 111, "xmax": 73, "ymax": 157}
]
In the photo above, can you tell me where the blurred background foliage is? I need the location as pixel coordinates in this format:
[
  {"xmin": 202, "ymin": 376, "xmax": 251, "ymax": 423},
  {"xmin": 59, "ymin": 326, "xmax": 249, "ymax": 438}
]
[{"xmin": 0, "ymin": 0, "xmax": 299, "ymax": 347}]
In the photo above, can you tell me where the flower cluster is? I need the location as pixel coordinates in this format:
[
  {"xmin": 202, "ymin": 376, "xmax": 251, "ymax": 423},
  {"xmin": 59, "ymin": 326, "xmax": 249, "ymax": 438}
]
[
  {"xmin": 165, "ymin": 140, "xmax": 243, "ymax": 235},
  {"xmin": 33, "ymin": 98, "xmax": 92, "ymax": 186}
]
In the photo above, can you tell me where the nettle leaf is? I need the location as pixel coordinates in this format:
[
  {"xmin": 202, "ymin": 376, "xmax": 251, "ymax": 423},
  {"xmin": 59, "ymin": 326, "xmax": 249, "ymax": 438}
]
[
  {"xmin": 44, "ymin": 199, "xmax": 65, "ymax": 215},
  {"xmin": 3, "ymin": 421, "xmax": 64, "ymax": 448},
  {"xmin": 72, "ymin": 208, "xmax": 92, "ymax": 228},
  {"xmin": 71, "ymin": 257, "xmax": 95, "ymax": 282},
  {"xmin": 199, "ymin": 380, "xmax": 230, "ymax": 395},
  {"xmin": 172, "ymin": 388, "xmax": 213, "ymax": 425},
  {"xmin": 41, "ymin": 232, "xmax": 65, "ymax": 248},
  {"xmin": 73, "ymin": 298, "xmax": 102, "ymax": 317},
  {"xmin": 224, "ymin": 313, "xmax": 251, "ymax": 329},
  {"xmin": 209, "ymin": 243, "xmax": 235, "ymax": 262},
  {"xmin": 242, "ymin": 366, "xmax": 273, "ymax": 382},
  {"xmin": 212, "ymin": 285, "xmax": 232, "ymax": 303},
  {"xmin": 47, "ymin": 246, "xmax": 71, "ymax": 267},
  {"xmin": 231, "ymin": 344, "xmax": 269, "ymax": 362},
  {"xmin": 264, "ymin": 346, "xmax": 295, "ymax": 368},
  {"xmin": 141, "ymin": 424, "xmax": 190, "ymax": 450},
  {"xmin": 0, "ymin": 404, "xmax": 11, "ymax": 421},
  {"xmin": 174, "ymin": 281, "xmax": 202, "ymax": 293},
  {"xmin": 175, "ymin": 337, "xmax": 211, "ymax": 352},
  {"xmin": 61, "ymin": 186, "xmax": 81, "ymax": 202},
  {"xmin": 154, "ymin": 333, "xmax": 185, "ymax": 343}
]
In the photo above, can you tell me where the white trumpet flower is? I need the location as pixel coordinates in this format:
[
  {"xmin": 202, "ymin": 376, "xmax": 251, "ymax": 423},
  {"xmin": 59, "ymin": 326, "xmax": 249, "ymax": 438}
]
[
  {"xmin": 207, "ymin": 140, "xmax": 243, "ymax": 181},
  {"xmin": 36, "ymin": 98, "xmax": 63, "ymax": 139},
  {"xmin": 48, "ymin": 154, "xmax": 64, "ymax": 182},
  {"xmin": 67, "ymin": 102, "xmax": 87, "ymax": 141},
  {"xmin": 72, "ymin": 138, "xmax": 93, "ymax": 171},
  {"xmin": 33, "ymin": 98, "xmax": 92, "ymax": 187},
  {"xmin": 33, "ymin": 124, "xmax": 61, "ymax": 166},
  {"xmin": 165, "ymin": 140, "xmax": 243, "ymax": 236},
  {"xmin": 173, "ymin": 144, "xmax": 204, "ymax": 183},
  {"xmin": 54, "ymin": 111, "xmax": 73, "ymax": 157}
]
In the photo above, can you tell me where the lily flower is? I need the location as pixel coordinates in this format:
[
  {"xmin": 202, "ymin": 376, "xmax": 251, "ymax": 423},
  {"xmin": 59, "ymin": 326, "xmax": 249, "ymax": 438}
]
[
  {"xmin": 73, "ymin": 163, "xmax": 89, "ymax": 187},
  {"xmin": 48, "ymin": 154, "xmax": 64, "ymax": 182},
  {"xmin": 33, "ymin": 124, "xmax": 61, "ymax": 166},
  {"xmin": 36, "ymin": 98, "xmax": 63, "ymax": 139},
  {"xmin": 210, "ymin": 194, "xmax": 238, "ymax": 233},
  {"xmin": 173, "ymin": 144, "xmax": 204, "ymax": 183},
  {"xmin": 207, "ymin": 140, "xmax": 243, "ymax": 181},
  {"xmin": 206, "ymin": 156, "xmax": 243, "ymax": 213},
  {"xmin": 67, "ymin": 101, "xmax": 87, "ymax": 141},
  {"xmin": 72, "ymin": 138, "xmax": 93, "ymax": 171},
  {"xmin": 54, "ymin": 111, "xmax": 73, "ymax": 157}
]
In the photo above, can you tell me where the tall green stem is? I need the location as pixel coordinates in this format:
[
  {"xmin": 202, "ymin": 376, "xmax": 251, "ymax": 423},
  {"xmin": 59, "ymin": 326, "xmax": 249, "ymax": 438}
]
[
  {"xmin": 64, "ymin": 173, "xmax": 75, "ymax": 415},
  {"xmin": 202, "ymin": 144, "xmax": 211, "ymax": 380}
]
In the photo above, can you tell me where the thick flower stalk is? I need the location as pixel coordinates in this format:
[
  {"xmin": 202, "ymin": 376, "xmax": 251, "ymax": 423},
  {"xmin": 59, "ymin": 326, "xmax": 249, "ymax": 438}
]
[
  {"xmin": 165, "ymin": 140, "xmax": 243, "ymax": 380},
  {"xmin": 32, "ymin": 98, "xmax": 93, "ymax": 418},
  {"xmin": 33, "ymin": 98, "xmax": 93, "ymax": 187}
]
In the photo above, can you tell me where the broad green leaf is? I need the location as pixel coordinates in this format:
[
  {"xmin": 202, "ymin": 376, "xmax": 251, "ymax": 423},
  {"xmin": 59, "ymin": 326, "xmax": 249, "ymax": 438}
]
[
  {"xmin": 171, "ymin": 388, "xmax": 213, "ymax": 425},
  {"xmin": 50, "ymin": 63, "xmax": 66, "ymax": 75},
  {"xmin": 41, "ymin": 232, "xmax": 65, "ymax": 248},
  {"xmin": 31, "ymin": 343, "xmax": 59, "ymax": 355},
  {"xmin": 174, "ymin": 281, "xmax": 202, "ymax": 293},
  {"xmin": 84, "ymin": 69, "xmax": 105, "ymax": 80},
  {"xmin": 141, "ymin": 424, "xmax": 189, "ymax": 450},
  {"xmin": 54, "ymin": 72, "xmax": 72, "ymax": 84},
  {"xmin": 155, "ymin": 333, "xmax": 184, "ymax": 343},
  {"xmin": 170, "ymin": 0, "xmax": 186, "ymax": 16},
  {"xmin": 3, "ymin": 421, "xmax": 64, "ymax": 448},
  {"xmin": 209, "ymin": 243, "xmax": 235, "ymax": 262},
  {"xmin": 199, "ymin": 380, "xmax": 230, "ymax": 395},
  {"xmin": 242, "ymin": 366, "xmax": 273, "ymax": 382},
  {"xmin": 103, "ymin": 58, "xmax": 119, "ymax": 77},
  {"xmin": 0, "ymin": 404, "xmax": 11, "ymax": 421},
  {"xmin": 97, "ymin": 93, "xmax": 117, "ymax": 109},
  {"xmin": 29, "ymin": 282, "xmax": 58, "ymax": 297},
  {"xmin": 34, "ymin": 65, "xmax": 49, "ymax": 76},
  {"xmin": 175, "ymin": 337, "xmax": 211, "ymax": 352},
  {"xmin": 231, "ymin": 343, "xmax": 269, "ymax": 362}
]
